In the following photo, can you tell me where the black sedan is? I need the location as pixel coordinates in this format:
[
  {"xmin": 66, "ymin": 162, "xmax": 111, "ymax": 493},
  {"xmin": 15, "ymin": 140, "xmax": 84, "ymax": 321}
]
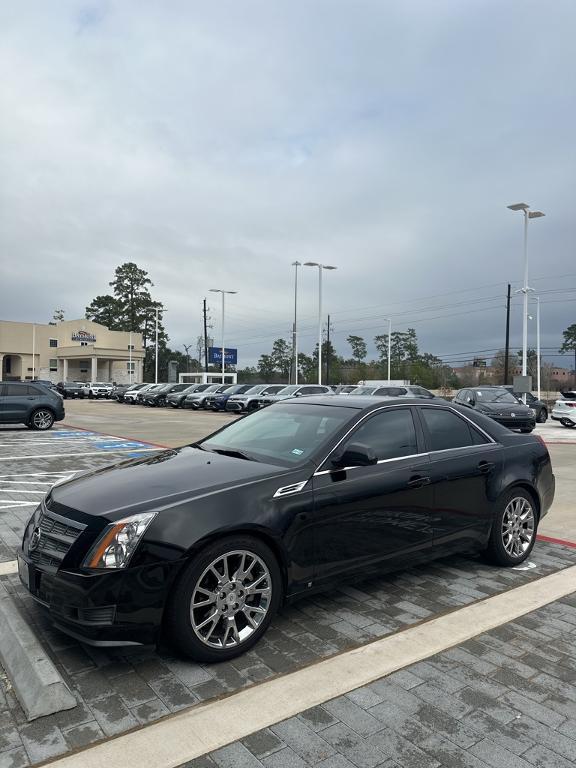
[
  {"xmin": 452, "ymin": 387, "xmax": 536, "ymax": 432},
  {"xmin": 18, "ymin": 397, "xmax": 554, "ymax": 661}
]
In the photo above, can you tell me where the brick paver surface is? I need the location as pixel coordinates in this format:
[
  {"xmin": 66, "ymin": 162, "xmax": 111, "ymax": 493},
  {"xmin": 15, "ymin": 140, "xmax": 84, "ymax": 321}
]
[
  {"xmin": 179, "ymin": 593, "xmax": 576, "ymax": 768},
  {"xmin": 0, "ymin": 426, "xmax": 575, "ymax": 766}
]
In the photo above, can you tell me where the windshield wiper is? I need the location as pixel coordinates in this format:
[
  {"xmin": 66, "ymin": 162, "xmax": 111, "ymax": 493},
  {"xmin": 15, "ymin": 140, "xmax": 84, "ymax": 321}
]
[{"xmin": 210, "ymin": 448, "xmax": 257, "ymax": 462}]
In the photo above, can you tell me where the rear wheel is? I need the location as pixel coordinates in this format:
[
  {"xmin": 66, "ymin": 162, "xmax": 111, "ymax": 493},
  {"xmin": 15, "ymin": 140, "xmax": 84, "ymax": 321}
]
[
  {"xmin": 561, "ymin": 418, "xmax": 576, "ymax": 429},
  {"xmin": 28, "ymin": 409, "xmax": 55, "ymax": 431},
  {"xmin": 165, "ymin": 536, "xmax": 281, "ymax": 662},
  {"xmin": 485, "ymin": 489, "xmax": 537, "ymax": 566}
]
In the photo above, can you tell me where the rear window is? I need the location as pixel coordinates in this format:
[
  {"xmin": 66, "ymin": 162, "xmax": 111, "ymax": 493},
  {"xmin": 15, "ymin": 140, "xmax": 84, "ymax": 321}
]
[{"xmin": 420, "ymin": 408, "xmax": 489, "ymax": 451}]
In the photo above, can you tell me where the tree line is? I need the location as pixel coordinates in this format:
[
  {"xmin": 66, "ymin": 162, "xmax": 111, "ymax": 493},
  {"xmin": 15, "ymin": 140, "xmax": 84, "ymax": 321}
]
[{"xmin": 82, "ymin": 262, "xmax": 576, "ymax": 388}]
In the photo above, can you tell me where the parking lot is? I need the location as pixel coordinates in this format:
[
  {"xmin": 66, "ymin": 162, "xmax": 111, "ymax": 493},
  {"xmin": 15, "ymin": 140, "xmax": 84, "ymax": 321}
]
[{"xmin": 1, "ymin": 402, "xmax": 576, "ymax": 767}]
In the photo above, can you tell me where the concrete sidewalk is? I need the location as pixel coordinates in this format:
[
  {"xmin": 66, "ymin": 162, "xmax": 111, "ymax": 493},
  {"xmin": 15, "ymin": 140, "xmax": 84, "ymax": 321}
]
[{"xmin": 178, "ymin": 592, "xmax": 576, "ymax": 768}]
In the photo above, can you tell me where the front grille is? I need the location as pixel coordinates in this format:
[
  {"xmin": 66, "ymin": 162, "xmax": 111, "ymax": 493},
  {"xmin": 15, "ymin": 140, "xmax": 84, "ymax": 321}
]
[{"xmin": 28, "ymin": 507, "xmax": 86, "ymax": 574}]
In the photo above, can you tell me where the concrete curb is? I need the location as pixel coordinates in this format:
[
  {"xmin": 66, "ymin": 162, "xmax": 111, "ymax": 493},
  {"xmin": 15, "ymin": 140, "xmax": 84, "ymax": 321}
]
[{"xmin": 0, "ymin": 581, "xmax": 77, "ymax": 721}]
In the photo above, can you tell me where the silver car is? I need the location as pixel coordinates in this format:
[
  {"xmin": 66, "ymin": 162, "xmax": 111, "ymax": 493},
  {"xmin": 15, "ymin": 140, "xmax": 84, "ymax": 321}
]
[
  {"xmin": 349, "ymin": 384, "xmax": 435, "ymax": 399},
  {"xmin": 259, "ymin": 384, "xmax": 333, "ymax": 407}
]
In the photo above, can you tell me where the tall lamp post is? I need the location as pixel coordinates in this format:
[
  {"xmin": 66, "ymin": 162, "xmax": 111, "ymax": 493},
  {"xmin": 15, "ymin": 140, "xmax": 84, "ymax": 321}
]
[
  {"xmin": 291, "ymin": 261, "xmax": 301, "ymax": 385},
  {"xmin": 507, "ymin": 203, "xmax": 545, "ymax": 399},
  {"xmin": 210, "ymin": 289, "xmax": 237, "ymax": 383},
  {"xmin": 304, "ymin": 262, "xmax": 337, "ymax": 385},
  {"xmin": 383, "ymin": 317, "xmax": 392, "ymax": 382},
  {"xmin": 529, "ymin": 296, "xmax": 541, "ymax": 401}
]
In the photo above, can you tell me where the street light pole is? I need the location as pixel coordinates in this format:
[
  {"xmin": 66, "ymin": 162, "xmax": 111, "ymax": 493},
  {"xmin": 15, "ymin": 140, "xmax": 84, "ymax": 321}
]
[
  {"xmin": 387, "ymin": 318, "xmax": 392, "ymax": 383},
  {"xmin": 507, "ymin": 203, "xmax": 545, "ymax": 401},
  {"xmin": 210, "ymin": 289, "xmax": 237, "ymax": 384},
  {"xmin": 129, "ymin": 331, "xmax": 133, "ymax": 384},
  {"xmin": 304, "ymin": 262, "xmax": 337, "ymax": 385},
  {"xmin": 154, "ymin": 307, "xmax": 159, "ymax": 384},
  {"xmin": 292, "ymin": 261, "xmax": 301, "ymax": 384}
]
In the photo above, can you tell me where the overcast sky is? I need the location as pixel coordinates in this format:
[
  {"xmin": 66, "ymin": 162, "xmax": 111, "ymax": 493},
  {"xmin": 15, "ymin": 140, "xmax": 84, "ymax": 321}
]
[{"xmin": 1, "ymin": 0, "xmax": 575, "ymax": 369}]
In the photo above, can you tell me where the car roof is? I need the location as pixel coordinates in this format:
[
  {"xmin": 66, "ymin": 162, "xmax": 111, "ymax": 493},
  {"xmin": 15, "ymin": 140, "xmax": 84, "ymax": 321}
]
[{"xmin": 278, "ymin": 395, "xmax": 444, "ymax": 410}]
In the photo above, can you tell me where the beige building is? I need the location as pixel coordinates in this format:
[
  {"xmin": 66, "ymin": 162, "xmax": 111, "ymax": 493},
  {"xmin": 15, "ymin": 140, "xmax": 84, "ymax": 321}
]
[{"xmin": 0, "ymin": 319, "xmax": 145, "ymax": 384}]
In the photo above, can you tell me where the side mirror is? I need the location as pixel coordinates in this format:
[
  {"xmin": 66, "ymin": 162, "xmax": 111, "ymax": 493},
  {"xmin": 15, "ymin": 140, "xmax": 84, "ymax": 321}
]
[
  {"xmin": 468, "ymin": 398, "xmax": 475, "ymax": 406},
  {"xmin": 331, "ymin": 442, "xmax": 377, "ymax": 469}
]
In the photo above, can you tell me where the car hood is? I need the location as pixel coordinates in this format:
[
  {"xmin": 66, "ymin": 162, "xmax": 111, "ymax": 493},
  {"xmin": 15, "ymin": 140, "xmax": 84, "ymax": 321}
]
[
  {"xmin": 476, "ymin": 402, "xmax": 532, "ymax": 415},
  {"xmin": 50, "ymin": 447, "xmax": 292, "ymax": 522}
]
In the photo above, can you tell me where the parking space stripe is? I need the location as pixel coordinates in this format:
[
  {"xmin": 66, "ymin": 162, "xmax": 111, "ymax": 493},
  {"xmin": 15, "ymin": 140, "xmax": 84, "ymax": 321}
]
[
  {"xmin": 537, "ymin": 533, "xmax": 576, "ymax": 549},
  {"xmin": 44, "ymin": 564, "xmax": 576, "ymax": 768},
  {"xmin": 0, "ymin": 561, "xmax": 18, "ymax": 576},
  {"xmin": 0, "ymin": 449, "xmax": 159, "ymax": 461}
]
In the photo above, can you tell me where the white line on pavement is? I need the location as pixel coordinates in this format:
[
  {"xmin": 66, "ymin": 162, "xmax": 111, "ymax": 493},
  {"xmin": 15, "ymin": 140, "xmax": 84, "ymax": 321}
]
[
  {"xmin": 0, "ymin": 561, "xmax": 18, "ymax": 576},
  {"xmin": 0, "ymin": 489, "xmax": 45, "ymax": 494},
  {"xmin": 0, "ymin": 501, "xmax": 38, "ymax": 508},
  {"xmin": 46, "ymin": 564, "xmax": 576, "ymax": 768},
  {"xmin": 0, "ymin": 449, "xmax": 158, "ymax": 461},
  {"xmin": 0, "ymin": 472, "xmax": 82, "ymax": 477},
  {"xmin": 0, "ymin": 481, "xmax": 53, "ymax": 485}
]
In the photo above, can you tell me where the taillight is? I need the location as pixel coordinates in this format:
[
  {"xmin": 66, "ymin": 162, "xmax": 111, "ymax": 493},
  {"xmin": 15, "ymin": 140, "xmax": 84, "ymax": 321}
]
[{"xmin": 567, "ymin": 403, "xmax": 576, "ymax": 408}]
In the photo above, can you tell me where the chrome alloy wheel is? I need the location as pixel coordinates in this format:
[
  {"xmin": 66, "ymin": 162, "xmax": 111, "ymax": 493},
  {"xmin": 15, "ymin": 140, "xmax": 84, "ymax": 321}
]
[
  {"xmin": 190, "ymin": 550, "xmax": 272, "ymax": 649},
  {"xmin": 502, "ymin": 497, "xmax": 535, "ymax": 557},
  {"xmin": 32, "ymin": 410, "xmax": 53, "ymax": 429}
]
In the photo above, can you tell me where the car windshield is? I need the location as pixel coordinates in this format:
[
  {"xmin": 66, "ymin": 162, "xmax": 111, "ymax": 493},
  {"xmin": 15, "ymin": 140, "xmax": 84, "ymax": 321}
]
[
  {"xmin": 350, "ymin": 386, "xmax": 376, "ymax": 395},
  {"xmin": 275, "ymin": 385, "xmax": 299, "ymax": 395},
  {"xmin": 198, "ymin": 402, "xmax": 354, "ymax": 467},
  {"xmin": 474, "ymin": 389, "xmax": 518, "ymax": 403},
  {"xmin": 243, "ymin": 385, "xmax": 267, "ymax": 394}
]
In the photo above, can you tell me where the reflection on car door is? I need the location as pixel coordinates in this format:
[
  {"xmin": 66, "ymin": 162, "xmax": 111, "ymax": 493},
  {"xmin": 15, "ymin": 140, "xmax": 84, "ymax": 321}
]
[
  {"xmin": 312, "ymin": 407, "xmax": 434, "ymax": 584},
  {"xmin": 416, "ymin": 406, "xmax": 503, "ymax": 552}
]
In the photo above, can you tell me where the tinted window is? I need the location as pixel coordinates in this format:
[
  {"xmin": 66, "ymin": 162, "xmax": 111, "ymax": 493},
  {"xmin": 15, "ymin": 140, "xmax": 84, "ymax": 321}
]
[
  {"xmin": 5, "ymin": 384, "xmax": 27, "ymax": 396},
  {"xmin": 420, "ymin": 408, "xmax": 488, "ymax": 451},
  {"xmin": 344, "ymin": 408, "xmax": 418, "ymax": 461},
  {"xmin": 473, "ymin": 389, "xmax": 517, "ymax": 404}
]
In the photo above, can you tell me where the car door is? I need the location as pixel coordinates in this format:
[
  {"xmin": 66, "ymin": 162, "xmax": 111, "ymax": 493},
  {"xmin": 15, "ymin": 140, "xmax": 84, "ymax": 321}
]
[
  {"xmin": 311, "ymin": 406, "xmax": 434, "ymax": 584},
  {"xmin": 415, "ymin": 406, "xmax": 503, "ymax": 552},
  {"xmin": 0, "ymin": 384, "xmax": 38, "ymax": 422}
]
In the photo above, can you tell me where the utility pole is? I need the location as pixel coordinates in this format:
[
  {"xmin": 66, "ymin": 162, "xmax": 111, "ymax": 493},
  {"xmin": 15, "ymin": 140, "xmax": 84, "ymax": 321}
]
[
  {"xmin": 504, "ymin": 283, "xmax": 511, "ymax": 385},
  {"xmin": 203, "ymin": 299, "xmax": 209, "ymax": 373},
  {"xmin": 183, "ymin": 343, "xmax": 193, "ymax": 374},
  {"xmin": 326, "ymin": 314, "xmax": 331, "ymax": 385}
]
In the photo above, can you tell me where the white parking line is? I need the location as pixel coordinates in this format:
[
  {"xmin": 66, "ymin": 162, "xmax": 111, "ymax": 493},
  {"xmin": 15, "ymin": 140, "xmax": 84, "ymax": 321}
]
[
  {"xmin": 0, "ymin": 481, "xmax": 53, "ymax": 485},
  {"xmin": 0, "ymin": 502, "xmax": 38, "ymax": 508},
  {"xmin": 0, "ymin": 449, "xmax": 158, "ymax": 461},
  {"xmin": 46, "ymin": 564, "xmax": 576, "ymax": 768},
  {"xmin": 0, "ymin": 560, "xmax": 18, "ymax": 576},
  {"xmin": 0, "ymin": 489, "xmax": 45, "ymax": 494}
]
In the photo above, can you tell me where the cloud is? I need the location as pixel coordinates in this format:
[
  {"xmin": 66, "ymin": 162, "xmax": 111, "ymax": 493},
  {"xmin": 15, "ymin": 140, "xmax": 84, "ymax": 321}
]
[{"xmin": 1, "ymin": 0, "xmax": 575, "ymax": 370}]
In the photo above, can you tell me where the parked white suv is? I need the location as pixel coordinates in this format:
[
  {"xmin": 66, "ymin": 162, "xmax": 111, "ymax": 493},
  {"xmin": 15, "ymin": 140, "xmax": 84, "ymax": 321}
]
[
  {"xmin": 551, "ymin": 391, "xmax": 576, "ymax": 428},
  {"xmin": 81, "ymin": 382, "xmax": 113, "ymax": 399}
]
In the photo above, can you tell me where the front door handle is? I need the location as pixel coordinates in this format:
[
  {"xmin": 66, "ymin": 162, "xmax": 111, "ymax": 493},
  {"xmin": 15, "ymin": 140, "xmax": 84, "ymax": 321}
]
[
  {"xmin": 407, "ymin": 475, "xmax": 431, "ymax": 488},
  {"xmin": 478, "ymin": 461, "xmax": 495, "ymax": 474}
]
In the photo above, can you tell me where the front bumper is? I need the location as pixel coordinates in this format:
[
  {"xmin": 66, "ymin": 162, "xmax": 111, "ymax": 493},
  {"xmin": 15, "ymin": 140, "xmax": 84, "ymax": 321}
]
[
  {"xmin": 492, "ymin": 415, "xmax": 536, "ymax": 430},
  {"xmin": 226, "ymin": 400, "xmax": 245, "ymax": 412},
  {"xmin": 552, "ymin": 409, "xmax": 576, "ymax": 425},
  {"xmin": 18, "ymin": 550, "xmax": 184, "ymax": 646}
]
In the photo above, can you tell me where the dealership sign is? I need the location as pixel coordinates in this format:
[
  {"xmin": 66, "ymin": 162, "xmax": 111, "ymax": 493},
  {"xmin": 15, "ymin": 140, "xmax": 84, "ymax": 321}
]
[
  {"xmin": 208, "ymin": 347, "xmax": 238, "ymax": 365},
  {"xmin": 72, "ymin": 330, "xmax": 96, "ymax": 343}
]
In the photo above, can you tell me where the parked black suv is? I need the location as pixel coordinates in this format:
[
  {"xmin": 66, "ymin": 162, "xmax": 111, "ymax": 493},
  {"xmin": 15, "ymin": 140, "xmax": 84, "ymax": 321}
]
[
  {"xmin": 0, "ymin": 382, "xmax": 65, "ymax": 430},
  {"xmin": 56, "ymin": 382, "xmax": 84, "ymax": 399},
  {"xmin": 453, "ymin": 387, "xmax": 535, "ymax": 432}
]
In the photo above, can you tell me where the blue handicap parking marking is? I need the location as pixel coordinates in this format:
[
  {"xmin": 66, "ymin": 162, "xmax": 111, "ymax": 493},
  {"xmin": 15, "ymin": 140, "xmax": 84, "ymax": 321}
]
[
  {"xmin": 53, "ymin": 430, "xmax": 98, "ymax": 438},
  {"xmin": 93, "ymin": 440, "xmax": 153, "ymax": 451}
]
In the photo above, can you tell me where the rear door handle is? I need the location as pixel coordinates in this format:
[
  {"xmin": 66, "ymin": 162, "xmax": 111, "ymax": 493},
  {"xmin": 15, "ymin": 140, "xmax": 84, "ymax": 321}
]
[
  {"xmin": 407, "ymin": 475, "xmax": 431, "ymax": 488},
  {"xmin": 478, "ymin": 461, "xmax": 495, "ymax": 474}
]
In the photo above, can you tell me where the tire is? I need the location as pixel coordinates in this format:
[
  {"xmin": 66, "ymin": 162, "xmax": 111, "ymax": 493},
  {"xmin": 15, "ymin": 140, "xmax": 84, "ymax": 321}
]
[
  {"xmin": 537, "ymin": 408, "xmax": 548, "ymax": 423},
  {"xmin": 561, "ymin": 419, "xmax": 576, "ymax": 429},
  {"xmin": 485, "ymin": 489, "xmax": 537, "ymax": 566},
  {"xmin": 88, "ymin": 391, "xmax": 94, "ymax": 399},
  {"xmin": 28, "ymin": 409, "xmax": 55, "ymax": 431},
  {"xmin": 165, "ymin": 536, "xmax": 282, "ymax": 662},
  {"xmin": 520, "ymin": 427, "xmax": 534, "ymax": 433}
]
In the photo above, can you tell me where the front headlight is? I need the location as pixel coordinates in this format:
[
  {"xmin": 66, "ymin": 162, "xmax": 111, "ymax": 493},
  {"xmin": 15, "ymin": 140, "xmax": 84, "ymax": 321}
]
[
  {"xmin": 528, "ymin": 408, "xmax": 536, "ymax": 417},
  {"xmin": 83, "ymin": 511, "xmax": 157, "ymax": 569}
]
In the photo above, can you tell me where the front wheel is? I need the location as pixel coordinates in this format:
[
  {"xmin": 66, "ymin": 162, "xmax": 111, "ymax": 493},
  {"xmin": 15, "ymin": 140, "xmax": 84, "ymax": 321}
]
[
  {"xmin": 28, "ymin": 409, "xmax": 55, "ymax": 431},
  {"xmin": 561, "ymin": 419, "xmax": 576, "ymax": 429},
  {"xmin": 520, "ymin": 427, "xmax": 534, "ymax": 433},
  {"xmin": 485, "ymin": 490, "xmax": 537, "ymax": 566},
  {"xmin": 165, "ymin": 536, "xmax": 281, "ymax": 662},
  {"xmin": 537, "ymin": 409, "xmax": 548, "ymax": 423}
]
